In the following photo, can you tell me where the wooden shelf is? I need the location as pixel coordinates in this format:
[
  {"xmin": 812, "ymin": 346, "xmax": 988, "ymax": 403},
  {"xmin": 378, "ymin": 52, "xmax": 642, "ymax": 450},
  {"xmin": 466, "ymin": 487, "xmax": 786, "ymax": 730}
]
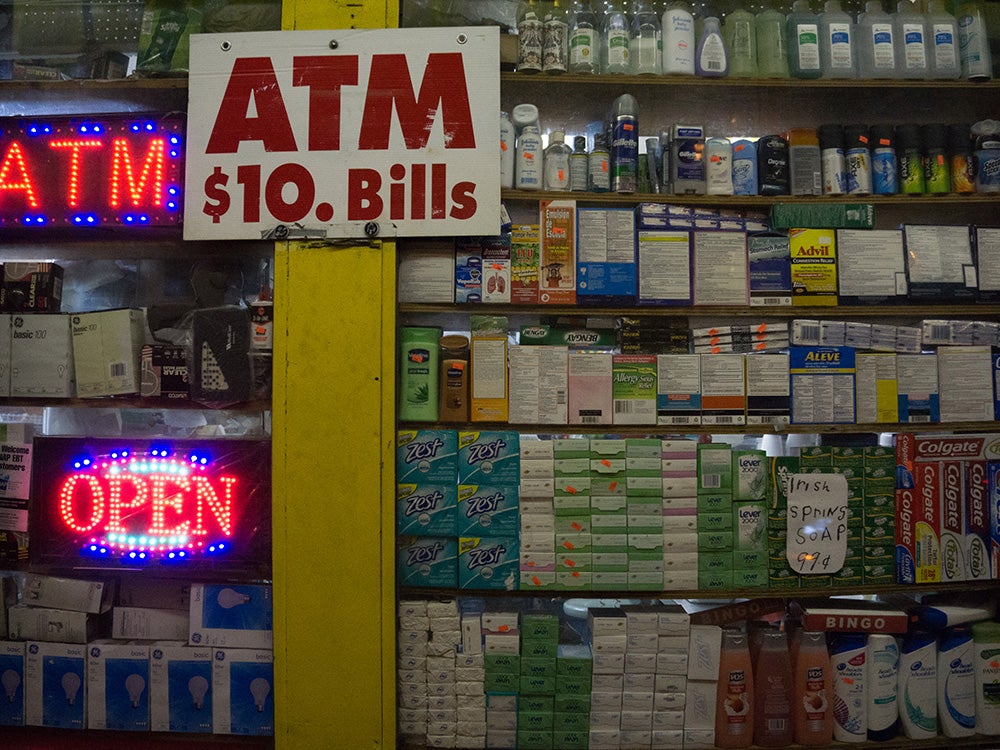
[
  {"xmin": 398, "ymin": 303, "xmax": 1000, "ymax": 318},
  {"xmin": 500, "ymin": 188, "xmax": 1000, "ymax": 206},
  {"xmin": 0, "ymin": 75, "xmax": 188, "ymax": 92},
  {"xmin": 1, "ymin": 726, "xmax": 271, "ymax": 748},
  {"xmin": 397, "ymin": 421, "xmax": 997, "ymax": 435},
  {"xmin": 0, "ymin": 397, "xmax": 272, "ymax": 413}
]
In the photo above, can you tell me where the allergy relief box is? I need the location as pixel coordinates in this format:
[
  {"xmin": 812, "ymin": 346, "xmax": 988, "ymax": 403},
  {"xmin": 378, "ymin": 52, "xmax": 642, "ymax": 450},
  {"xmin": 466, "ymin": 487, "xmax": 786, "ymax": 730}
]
[
  {"xmin": 212, "ymin": 649, "xmax": 273, "ymax": 736},
  {"xmin": 149, "ymin": 642, "xmax": 214, "ymax": 733},
  {"xmin": 25, "ymin": 641, "xmax": 87, "ymax": 729},
  {"xmin": 87, "ymin": 641, "xmax": 150, "ymax": 731},
  {"xmin": 189, "ymin": 584, "xmax": 272, "ymax": 649}
]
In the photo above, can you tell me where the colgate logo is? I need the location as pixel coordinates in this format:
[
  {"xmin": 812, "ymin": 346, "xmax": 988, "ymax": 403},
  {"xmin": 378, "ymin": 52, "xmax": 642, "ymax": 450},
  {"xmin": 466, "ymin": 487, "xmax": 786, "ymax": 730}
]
[
  {"xmin": 467, "ymin": 545, "xmax": 506, "ymax": 569},
  {"xmin": 916, "ymin": 437, "xmax": 984, "ymax": 458},
  {"xmin": 898, "ymin": 488, "xmax": 914, "ymax": 544},
  {"xmin": 919, "ymin": 464, "xmax": 938, "ymax": 522},
  {"xmin": 405, "ymin": 490, "xmax": 443, "ymax": 516},
  {"xmin": 943, "ymin": 462, "xmax": 962, "ymax": 529},
  {"xmin": 406, "ymin": 542, "xmax": 443, "ymax": 565},
  {"xmin": 968, "ymin": 463, "xmax": 987, "ymax": 528},
  {"xmin": 466, "ymin": 492, "xmax": 504, "ymax": 517},
  {"xmin": 467, "ymin": 439, "xmax": 507, "ymax": 465},
  {"xmin": 403, "ymin": 438, "xmax": 444, "ymax": 464}
]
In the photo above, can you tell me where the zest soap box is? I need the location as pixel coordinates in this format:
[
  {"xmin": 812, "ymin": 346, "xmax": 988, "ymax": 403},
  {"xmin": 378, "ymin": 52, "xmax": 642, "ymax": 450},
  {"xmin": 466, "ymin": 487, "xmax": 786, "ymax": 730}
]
[
  {"xmin": 396, "ymin": 483, "xmax": 457, "ymax": 536},
  {"xmin": 458, "ymin": 484, "xmax": 519, "ymax": 536},
  {"xmin": 458, "ymin": 537, "xmax": 519, "ymax": 590},
  {"xmin": 397, "ymin": 536, "xmax": 458, "ymax": 588},
  {"xmin": 458, "ymin": 431, "xmax": 520, "ymax": 484},
  {"xmin": 396, "ymin": 430, "xmax": 458, "ymax": 485}
]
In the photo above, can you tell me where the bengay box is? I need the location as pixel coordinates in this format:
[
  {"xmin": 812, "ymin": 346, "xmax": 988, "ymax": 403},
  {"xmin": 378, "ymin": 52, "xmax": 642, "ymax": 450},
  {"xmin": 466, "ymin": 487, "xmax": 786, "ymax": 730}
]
[
  {"xmin": 25, "ymin": 641, "xmax": 87, "ymax": 729},
  {"xmin": 87, "ymin": 641, "xmax": 150, "ymax": 731},
  {"xmin": 0, "ymin": 641, "xmax": 25, "ymax": 726},
  {"xmin": 189, "ymin": 584, "xmax": 272, "ymax": 650},
  {"xmin": 212, "ymin": 648, "xmax": 273, "ymax": 736},
  {"xmin": 149, "ymin": 642, "xmax": 214, "ymax": 733}
]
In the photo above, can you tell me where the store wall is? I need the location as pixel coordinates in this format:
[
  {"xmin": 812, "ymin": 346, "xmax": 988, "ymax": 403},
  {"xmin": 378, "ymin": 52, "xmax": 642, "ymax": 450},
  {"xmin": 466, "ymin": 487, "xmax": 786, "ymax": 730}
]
[{"xmin": 272, "ymin": 0, "xmax": 398, "ymax": 747}]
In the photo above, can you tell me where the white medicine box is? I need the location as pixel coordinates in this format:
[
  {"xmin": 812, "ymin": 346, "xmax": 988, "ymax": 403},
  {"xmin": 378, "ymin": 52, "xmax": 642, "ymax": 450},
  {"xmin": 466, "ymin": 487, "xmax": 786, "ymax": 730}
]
[
  {"xmin": 71, "ymin": 309, "xmax": 146, "ymax": 397},
  {"xmin": 10, "ymin": 313, "xmax": 74, "ymax": 397}
]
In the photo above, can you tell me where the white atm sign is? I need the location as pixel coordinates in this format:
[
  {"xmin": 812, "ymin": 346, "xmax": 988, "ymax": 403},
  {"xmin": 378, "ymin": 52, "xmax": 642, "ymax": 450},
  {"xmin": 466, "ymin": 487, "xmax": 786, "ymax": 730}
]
[{"xmin": 184, "ymin": 27, "xmax": 500, "ymax": 239}]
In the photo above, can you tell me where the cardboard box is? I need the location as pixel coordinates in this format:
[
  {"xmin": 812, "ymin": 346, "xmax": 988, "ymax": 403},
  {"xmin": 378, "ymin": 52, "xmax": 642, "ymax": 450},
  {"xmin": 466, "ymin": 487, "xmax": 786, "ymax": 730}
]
[
  {"xmin": 71, "ymin": 309, "xmax": 145, "ymax": 396},
  {"xmin": 149, "ymin": 642, "xmax": 214, "ymax": 733},
  {"xmin": 87, "ymin": 641, "xmax": 150, "ymax": 731},
  {"xmin": 511, "ymin": 225, "xmax": 541, "ymax": 305},
  {"xmin": 539, "ymin": 199, "xmax": 576, "ymax": 304},
  {"xmin": 112, "ymin": 607, "xmax": 189, "ymax": 641},
  {"xmin": 139, "ymin": 343, "xmax": 189, "ymax": 399},
  {"xmin": 10, "ymin": 313, "xmax": 74, "ymax": 397},
  {"xmin": 212, "ymin": 648, "xmax": 273, "ymax": 735},
  {"xmin": 470, "ymin": 319, "xmax": 509, "ymax": 423},
  {"xmin": 611, "ymin": 355, "xmax": 657, "ymax": 425},
  {"xmin": 789, "ymin": 229, "xmax": 837, "ymax": 305},
  {"xmin": 637, "ymin": 231, "xmax": 692, "ymax": 305},
  {"xmin": 397, "ymin": 239, "xmax": 455, "ymax": 303},
  {"xmin": 189, "ymin": 584, "xmax": 272, "ymax": 649},
  {"xmin": 458, "ymin": 536, "xmax": 519, "ymax": 589},
  {"xmin": 7, "ymin": 605, "xmax": 103, "ymax": 643},
  {"xmin": 568, "ymin": 352, "xmax": 613, "ymax": 425},
  {"xmin": 22, "ymin": 574, "xmax": 114, "ymax": 614},
  {"xmin": 0, "ymin": 641, "xmax": 25, "ymax": 726},
  {"xmin": 576, "ymin": 207, "xmax": 637, "ymax": 305},
  {"xmin": 0, "ymin": 314, "xmax": 10, "ymax": 397},
  {"xmin": 1, "ymin": 262, "xmax": 63, "ymax": 312},
  {"xmin": 25, "ymin": 641, "xmax": 86, "ymax": 728}
]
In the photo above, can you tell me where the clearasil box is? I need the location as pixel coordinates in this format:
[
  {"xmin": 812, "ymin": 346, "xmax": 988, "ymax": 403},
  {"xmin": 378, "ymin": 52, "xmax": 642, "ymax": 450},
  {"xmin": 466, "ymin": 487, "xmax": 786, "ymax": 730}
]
[
  {"xmin": 457, "ymin": 484, "xmax": 519, "ymax": 536},
  {"xmin": 25, "ymin": 641, "xmax": 86, "ymax": 729},
  {"xmin": 397, "ymin": 430, "xmax": 459, "ymax": 485},
  {"xmin": 397, "ymin": 536, "xmax": 458, "ymax": 587},
  {"xmin": 458, "ymin": 431, "xmax": 520, "ymax": 484},
  {"xmin": 458, "ymin": 537, "xmax": 519, "ymax": 589},
  {"xmin": 396, "ymin": 483, "xmax": 457, "ymax": 536},
  {"xmin": 87, "ymin": 640, "xmax": 149, "ymax": 731},
  {"xmin": 0, "ymin": 641, "xmax": 25, "ymax": 726},
  {"xmin": 212, "ymin": 648, "xmax": 273, "ymax": 736},
  {"xmin": 189, "ymin": 584, "xmax": 273, "ymax": 649},
  {"xmin": 149, "ymin": 642, "xmax": 214, "ymax": 733}
]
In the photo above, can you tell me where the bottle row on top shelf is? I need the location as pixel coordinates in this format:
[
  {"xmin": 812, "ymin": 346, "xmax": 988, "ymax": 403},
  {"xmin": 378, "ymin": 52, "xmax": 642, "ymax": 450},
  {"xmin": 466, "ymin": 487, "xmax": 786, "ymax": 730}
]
[
  {"xmin": 514, "ymin": 0, "xmax": 994, "ymax": 81},
  {"xmin": 395, "ymin": 430, "xmax": 1000, "ymax": 593},
  {"xmin": 400, "ymin": 205, "xmax": 1000, "ymax": 308}
]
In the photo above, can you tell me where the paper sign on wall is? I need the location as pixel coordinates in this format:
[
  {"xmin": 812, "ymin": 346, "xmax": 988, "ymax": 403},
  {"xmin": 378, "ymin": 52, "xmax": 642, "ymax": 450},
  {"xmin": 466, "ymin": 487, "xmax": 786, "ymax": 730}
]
[
  {"xmin": 184, "ymin": 27, "xmax": 500, "ymax": 240},
  {"xmin": 786, "ymin": 473, "xmax": 848, "ymax": 574}
]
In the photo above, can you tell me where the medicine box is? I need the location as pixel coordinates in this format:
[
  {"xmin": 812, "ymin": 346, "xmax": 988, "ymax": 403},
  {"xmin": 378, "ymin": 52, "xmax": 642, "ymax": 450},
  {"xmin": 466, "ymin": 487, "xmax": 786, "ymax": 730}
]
[
  {"xmin": 0, "ymin": 641, "xmax": 25, "ymax": 726},
  {"xmin": 539, "ymin": 199, "xmax": 576, "ymax": 305},
  {"xmin": 149, "ymin": 642, "xmax": 214, "ymax": 733},
  {"xmin": 189, "ymin": 584, "xmax": 273, "ymax": 649},
  {"xmin": 10, "ymin": 313, "xmax": 74, "ymax": 397},
  {"xmin": 71, "ymin": 309, "xmax": 145, "ymax": 397},
  {"xmin": 87, "ymin": 640, "xmax": 150, "ymax": 731},
  {"xmin": 25, "ymin": 641, "xmax": 87, "ymax": 728},
  {"xmin": 212, "ymin": 648, "xmax": 273, "ymax": 735}
]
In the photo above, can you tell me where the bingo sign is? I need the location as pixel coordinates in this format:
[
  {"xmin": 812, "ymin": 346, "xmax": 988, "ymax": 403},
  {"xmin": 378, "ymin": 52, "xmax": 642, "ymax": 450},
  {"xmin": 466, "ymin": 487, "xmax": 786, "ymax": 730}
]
[{"xmin": 184, "ymin": 27, "xmax": 500, "ymax": 240}]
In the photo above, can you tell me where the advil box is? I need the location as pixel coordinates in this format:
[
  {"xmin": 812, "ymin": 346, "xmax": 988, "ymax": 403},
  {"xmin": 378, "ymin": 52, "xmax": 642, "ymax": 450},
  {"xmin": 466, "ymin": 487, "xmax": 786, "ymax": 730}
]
[
  {"xmin": 939, "ymin": 461, "xmax": 966, "ymax": 583},
  {"xmin": 965, "ymin": 462, "xmax": 992, "ymax": 580}
]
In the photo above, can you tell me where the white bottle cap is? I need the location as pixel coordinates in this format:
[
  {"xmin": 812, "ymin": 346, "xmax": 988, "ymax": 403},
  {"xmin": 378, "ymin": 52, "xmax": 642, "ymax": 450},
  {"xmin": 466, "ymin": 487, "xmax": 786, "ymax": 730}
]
[
  {"xmin": 550, "ymin": 130, "xmax": 565, "ymax": 143},
  {"xmin": 511, "ymin": 103, "xmax": 540, "ymax": 130}
]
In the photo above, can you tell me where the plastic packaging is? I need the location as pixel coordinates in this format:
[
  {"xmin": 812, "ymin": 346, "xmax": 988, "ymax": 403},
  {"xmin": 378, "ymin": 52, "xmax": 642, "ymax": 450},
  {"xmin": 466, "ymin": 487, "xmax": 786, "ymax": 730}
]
[
  {"xmin": 500, "ymin": 112, "xmax": 515, "ymax": 189},
  {"xmin": 630, "ymin": 0, "xmax": 663, "ymax": 74},
  {"xmin": 757, "ymin": 3, "xmax": 791, "ymax": 77},
  {"xmin": 926, "ymin": 0, "xmax": 961, "ymax": 78},
  {"xmin": 663, "ymin": 1, "xmax": 696, "ymax": 74},
  {"xmin": 438, "ymin": 334, "xmax": 470, "ymax": 421},
  {"xmin": 516, "ymin": 124, "xmax": 544, "ymax": 190},
  {"xmin": 705, "ymin": 137, "xmax": 734, "ymax": 195},
  {"xmin": 973, "ymin": 119, "xmax": 1000, "ymax": 193},
  {"xmin": 543, "ymin": 129, "xmax": 572, "ymax": 190},
  {"xmin": 896, "ymin": 122, "xmax": 925, "ymax": 193},
  {"xmin": 788, "ymin": 127, "xmax": 822, "ymax": 195},
  {"xmin": 972, "ymin": 620, "xmax": 1000, "ymax": 735},
  {"xmin": 724, "ymin": 6, "xmax": 759, "ymax": 77},
  {"xmin": 895, "ymin": 0, "xmax": 929, "ymax": 78},
  {"xmin": 543, "ymin": 0, "xmax": 569, "ymax": 73},
  {"xmin": 793, "ymin": 630, "xmax": 834, "ymax": 745},
  {"xmin": 866, "ymin": 634, "xmax": 900, "ymax": 741},
  {"xmin": 609, "ymin": 93, "xmax": 639, "ymax": 193},
  {"xmin": 858, "ymin": 0, "xmax": 897, "ymax": 78},
  {"xmin": 758, "ymin": 134, "xmax": 790, "ymax": 195},
  {"xmin": 956, "ymin": 1, "xmax": 993, "ymax": 80},
  {"xmin": 716, "ymin": 629, "xmax": 755, "ymax": 748},
  {"xmin": 830, "ymin": 633, "xmax": 868, "ymax": 743},
  {"xmin": 589, "ymin": 133, "xmax": 611, "ymax": 192},
  {"xmin": 754, "ymin": 629, "xmax": 794, "ymax": 747},
  {"xmin": 870, "ymin": 124, "xmax": 899, "ymax": 194},
  {"xmin": 517, "ymin": 0, "xmax": 544, "ymax": 72},
  {"xmin": 671, "ymin": 124, "xmax": 706, "ymax": 194},
  {"xmin": 948, "ymin": 123, "xmax": 975, "ymax": 193},
  {"xmin": 899, "ymin": 630, "xmax": 938, "ymax": 739},
  {"xmin": 568, "ymin": 0, "xmax": 600, "ymax": 73},
  {"xmin": 787, "ymin": 0, "xmax": 822, "ymax": 78},
  {"xmin": 399, "ymin": 327, "xmax": 441, "ymax": 421},
  {"xmin": 602, "ymin": 0, "xmax": 631, "ymax": 73},
  {"xmin": 732, "ymin": 139, "xmax": 760, "ymax": 195},
  {"xmin": 921, "ymin": 123, "xmax": 951, "ymax": 193},
  {"xmin": 938, "ymin": 626, "xmax": 976, "ymax": 737},
  {"xmin": 570, "ymin": 135, "xmax": 589, "ymax": 191},
  {"xmin": 696, "ymin": 16, "xmax": 729, "ymax": 76},
  {"xmin": 819, "ymin": 0, "xmax": 857, "ymax": 77},
  {"xmin": 818, "ymin": 123, "xmax": 849, "ymax": 194},
  {"xmin": 844, "ymin": 124, "xmax": 873, "ymax": 194}
]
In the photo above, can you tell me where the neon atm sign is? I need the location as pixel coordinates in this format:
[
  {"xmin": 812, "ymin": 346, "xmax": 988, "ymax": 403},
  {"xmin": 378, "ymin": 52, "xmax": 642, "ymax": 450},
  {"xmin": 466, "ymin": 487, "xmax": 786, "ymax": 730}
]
[
  {"xmin": 31, "ymin": 438, "xmax": 270, "ymax": 569},
  {"xmin": 0, "ymin": 114, "xmax": 184, "ymax": 227}
]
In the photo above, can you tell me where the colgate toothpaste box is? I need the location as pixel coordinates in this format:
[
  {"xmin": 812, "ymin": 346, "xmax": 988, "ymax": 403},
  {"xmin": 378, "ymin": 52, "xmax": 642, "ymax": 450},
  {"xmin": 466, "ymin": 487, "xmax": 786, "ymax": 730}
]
[
  {"xmin": 988, "ymin": 462, "xmax": 1000, "ymax": 579},
  {"xmin": 939, "ymin": 461, "xmax": 966, "ymax": 583},
  {"xmin": 895, "ymin": 455, "xmax": 940, "ymax": 584},
  {"xmin": 458, "ymin": 537, "xmax": 519, "ymax": 590},
  {"xmin": 964, "ymin": 461, "xmax": 992, "ymax": 580}
]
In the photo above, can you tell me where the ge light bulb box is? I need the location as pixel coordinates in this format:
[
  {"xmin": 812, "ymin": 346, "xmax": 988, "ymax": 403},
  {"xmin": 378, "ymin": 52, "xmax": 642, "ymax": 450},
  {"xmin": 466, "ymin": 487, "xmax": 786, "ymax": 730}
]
[
  {"xmin": 149, "ymin": 642, "xmax": 214, "ymax": 733},
  {"xmin": 71, "ymin": 309, "xmax": 145, "ymax": 397},
  {"xmin": 10, "ymin": 313, "xmax": 74, "ymax": 398},
  {"xmin": 86, "ymin": 640, "xmax": 149, "ymax": 731},
  {"xmin": 25, "ymin": 641, "xmax": 86, "ymax": 728},
  {"xmin": 212, "ymin": 648, "xmax": 273, "ymax": 735},
  {"xmin": 189, "ymin": 584, "xmax": 272, "ymax": 649},
  {"xmin": 0, "ymin": 641, "xmax": 25, "ymax": 726}
]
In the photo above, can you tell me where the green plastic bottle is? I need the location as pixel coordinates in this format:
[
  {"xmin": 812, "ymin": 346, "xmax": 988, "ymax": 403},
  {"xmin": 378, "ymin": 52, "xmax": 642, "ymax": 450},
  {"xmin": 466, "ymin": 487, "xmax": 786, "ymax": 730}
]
[
  {"xmin": 756, "ymin": 3, "xmax": 791, "ymax": 77},
  {"xmin": 724, "ymin": 6, "xmax": 759, "ymax": 77},
  {"xmin": 399, "ymin": 327, "xmax": 441, "ymax": 421},
  {"xmin": 787, "ymin": 0, "xmax": 822, "ymax": 78}
]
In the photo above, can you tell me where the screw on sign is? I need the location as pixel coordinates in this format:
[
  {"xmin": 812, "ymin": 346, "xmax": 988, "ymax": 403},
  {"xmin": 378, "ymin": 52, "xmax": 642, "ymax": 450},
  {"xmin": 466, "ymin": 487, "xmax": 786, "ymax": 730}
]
[{"xmin": 199, "ymin": 53, "xmax": 480, "ymax": 227}]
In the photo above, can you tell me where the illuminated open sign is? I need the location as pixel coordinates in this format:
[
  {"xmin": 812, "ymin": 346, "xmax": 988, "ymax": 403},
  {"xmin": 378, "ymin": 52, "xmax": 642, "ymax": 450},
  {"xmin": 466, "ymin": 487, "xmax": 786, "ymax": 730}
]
[
  {"xmin": 0, "ymin": 115, "xmax": 184, "ymax": 228},
  {"xmin": 30, "ymin": 438, "xmax": 270, "ymax": 571}
]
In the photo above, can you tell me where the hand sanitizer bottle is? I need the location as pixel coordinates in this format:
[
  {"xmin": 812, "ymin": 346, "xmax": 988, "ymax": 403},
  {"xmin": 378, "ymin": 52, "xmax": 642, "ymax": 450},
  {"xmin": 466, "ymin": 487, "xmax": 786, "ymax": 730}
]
[
  {"xmin": 787, "ymin": 0, "xmax": 822, "ymax": 78},
  {"xmin": 820, "ymin": 0, "xmax": 858, "ymax": 77},
  {"xmin": 756, "ymin": 2, "xmax": 791, "ymax": 77},
  {"xmin": 568, "ymin": 0, "xmax": 600, "ymax": 73},
  {"xmin": 894, "ymin": 0, "xmax": 929, "ymax": 78},
  {"xmin": 724, "ymin": 5, "xmax": 759, "ymax": 77},
  {"xmin": 926, "ymin": 0, "xmax": 961, "ymax": 78},
  {"xmin": 602, "ymin": 0, "xmax": 632, "ymax": 73},
  {"xmin": 630, "ymin": 0, "xmax": 663, "ymax": 73},
  {"xmin": 858, "ymin": 0, "xmax": 897, "ymax": 78}
]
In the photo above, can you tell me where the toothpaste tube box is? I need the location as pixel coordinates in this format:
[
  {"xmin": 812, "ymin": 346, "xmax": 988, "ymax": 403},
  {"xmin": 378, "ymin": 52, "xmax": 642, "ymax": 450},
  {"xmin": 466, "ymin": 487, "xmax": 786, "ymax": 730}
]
[
  {"xmin": 939, "ymin": 460, "xmax": 966, "ymax": 582},
  {"xmin": 396, "ymin": 483, "xmax": 457, "ymax": 536},
  {"xmin": 397, "ymin": 430, "xmax": 459, "ymax": 485},
  {"xmin": 87, "ymin": 640, "xmax": 149, "ymax": 731},
  {"xmin": 989, "ymin": 462, "xmax": 1000, "ymax": 579},
  {"xmin": 458, "ymin": 484, "xmax": 519, "ymax": 536},
  {"xmin": 189, "ymin": 584, "xmax": 273, "ymax": 650},
  {"xmin": 212, "ymin": 648, "xmax": 273, "ymax": 736},
  {"xmin": 149, "ymin": 642, "xmax": 214, "ymax": 733},
  {"xmin": 896, "ymin": 459, "xmax": 941, "ymax": 584},
  {"xmin": 965, "ymin": 461, "xmax": 991, "ymax": 580},
  {"xmin": 458, "ymin": 537, "xmax": 519, "ymax": 590},
  {"xmin": 25, "ymin": 641, "xmax": 87, "ymax": 729},
  {"xmin": 458, "ymin": 430, "xmax": 520, "ymax": 484},
  {"xmin": 0, "ymin": 641, "xmax": 25, "ymax": 726},
  {"xmin": 397, "ymin": 536, "xmax": 458, "ymax": 588}
]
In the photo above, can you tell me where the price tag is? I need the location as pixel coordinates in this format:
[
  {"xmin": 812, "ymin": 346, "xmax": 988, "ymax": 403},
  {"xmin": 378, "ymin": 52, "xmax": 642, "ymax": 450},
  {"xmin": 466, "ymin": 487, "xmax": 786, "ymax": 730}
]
[{"xmin": 786, "ymin": 473, "xmax": 848, "ymax": 575}]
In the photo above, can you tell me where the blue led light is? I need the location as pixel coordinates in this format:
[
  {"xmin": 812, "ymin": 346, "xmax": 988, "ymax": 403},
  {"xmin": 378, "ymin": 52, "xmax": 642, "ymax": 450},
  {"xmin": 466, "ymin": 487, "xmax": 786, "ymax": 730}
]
[
  {"xmin": 145, "ymin": 122, "xmax": 155, "ymax": 132},
  {"xmin": 130, "ymin": 123, "xmax": 140, "ymax": 132},
  {"xmin": 23, "ymin": 214, "xmax": 47, "ymax": 225},
  {"xmin": 79, "ymin": 125, "xmax": 89, "ymax": 134},
  {"xmin": 169, "ymin": 150, "xmax": 179, "ymax": 159},
  {"xmin": 169, "ymin": 135, "xmax": 181, "ymax": 146},
  {"xmin": 166, "ymin": 201, "xmax": 178, "ymax": 211},
  {"xmin": 72, "ymin": 213, "xmax": 98, "ymax": 225},
  {"xmin": 139, "ymin": 215, "xmax": 150, "ymax": 224},
  {"xmin": 167, "ymin": 186, "xmax": 179, "ymax": 196}
]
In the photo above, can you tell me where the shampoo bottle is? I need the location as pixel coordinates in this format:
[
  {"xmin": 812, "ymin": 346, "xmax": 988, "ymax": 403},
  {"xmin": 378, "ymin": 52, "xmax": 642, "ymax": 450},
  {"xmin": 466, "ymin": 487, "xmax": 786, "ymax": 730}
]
[
  {"xmin": 663, "ymin": 1, "xmax": 697, "ymax": 74},
  {"xmin": 716, "ymin": 629, "xmax": 755, "ymax": 748},
  {"xmin": 787, "ymin": 0, "xmax": 822, "ymax": 78},
  {"xmin": 438, "ymin": 334, "xmax": 470, "ymax": 421},
  {"xmin": 756, "ymin": 2, "xmax": 791, "ymax": 76},
  {"xmin": 866, "ymin": 634, "xmax": 900, "ymax": 741},
  {"xmin": 819, "ymin": 0, "xmax": 858, "ymax": 77},
  {"xmin": 895, "ymin": 0, "xmax": 929, "ymax": 78},
  {"xmin": 938, "ymin": 626, "xmax": 976, "ymax": 737},
  {"xmin": 793, "ymin": 630, "xmax": 834, "ymax": 746},
  {"xmin": 927, "ymin": 0, "xmax": 961, "ymax": 78},
  {"xmin": 830, "ymin": 633, "xmax": 868, "ymax": 743},
  {"xmin": 972, "ymin": 620, "xmax": 1000, "ymax": 735},
  {"xmin": 858, "ymin": 0, "xmax": 897, "ymax": 77},
  {"xmin": 754, "ymin": 629, "xmax": 794, "ymax": 747},
  {"xmin": 724, "ymin": 5, "xmax": 759, "ymax": 77},
  {"xmin": 899, "ymin": 630, "xmax": 938, "ymax": 739},
  {"xmin": 696, "ymin": 16, "xmax": 729, "ymax": 75}
]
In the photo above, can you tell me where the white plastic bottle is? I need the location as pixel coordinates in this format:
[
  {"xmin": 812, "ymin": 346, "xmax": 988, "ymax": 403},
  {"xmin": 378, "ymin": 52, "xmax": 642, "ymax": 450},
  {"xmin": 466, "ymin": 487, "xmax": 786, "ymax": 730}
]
[
  {"xmin": 972, "ymin": 620, "xmax": 1000, "ymax": 735},
  {"xmin": 663, "ymin": 1, "xmax": 696, "ymax": 73},
  {"xmin": 820, "ymin": 0, "xmax": 858, "ymax": 77},
  {"xmin": 858, "ymin": 0, "xmax": 897, "ymax": 78},
  {"xmin": 938, "ymin": 626, "xmax": 976, "ymax": 737},
  {"xmin": 830, "ymin": 633, "xmax": 867, "ymax": 743},
  {"xmin": 516, "ymin": 125, "xmax": 544, "ymax": 190},
  {"xmin": 696, "ymin": 16, "xmax": 729, "ymax": 75},
  {"xmin": 500, "ymin": 111, "xmax": 515, "ymax": 188},
  {"xmin": 543, "ymin": 130, "xmax": 572, "ymax": 190},
  {"xmin": 894, "ymin": 0, "xmax": 929, "ymax": 78},
  {"xmin": 927, "ymin": 0, "xmax": 961, "ymax": 78},
  {"xmin": 899, "ymin": 630, "xmax": 938, "ymax": 739},
  {"xmin": 866, "ymin": 634, "xmax": 899, "ymax": 741}
]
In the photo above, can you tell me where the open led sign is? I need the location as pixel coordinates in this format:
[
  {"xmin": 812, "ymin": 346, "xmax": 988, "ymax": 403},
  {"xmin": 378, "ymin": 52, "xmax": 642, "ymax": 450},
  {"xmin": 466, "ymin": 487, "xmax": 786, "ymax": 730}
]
[{"xmin": 0, "ymin": 115, "xmax": 184, "ymax": 227}]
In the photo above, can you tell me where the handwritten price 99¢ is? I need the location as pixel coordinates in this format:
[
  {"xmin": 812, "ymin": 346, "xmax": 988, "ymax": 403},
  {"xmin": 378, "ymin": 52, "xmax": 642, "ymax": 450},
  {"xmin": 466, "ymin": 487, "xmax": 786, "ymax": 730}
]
[{"xmin": 795, "ymin": 551, "xmax": 833, "ymax": 573}]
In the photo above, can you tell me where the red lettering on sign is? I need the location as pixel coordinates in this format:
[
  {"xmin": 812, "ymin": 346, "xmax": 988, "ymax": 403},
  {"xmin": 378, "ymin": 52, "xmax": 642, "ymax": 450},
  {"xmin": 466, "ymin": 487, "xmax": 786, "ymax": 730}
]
[
  {"xmin": 49, "ymin": 139, "xmax": 102, "ymax": 207},
  {"xmin": 348, "ymin": 168, "xmax": 382, "ymax": 220},
  {"xmin": 450, "ymin": 181, "xmax": 476, "ymax": 219},
  {"xmin": 360, "ymin": 53, "xmax": 475, "ymax": 151},
  {"xmin": 110, "ymin": 138, "xmax": 167, "ymax": 208},
  {"xmin": 293, "ymin": 55, "xmax": 359, "ymax": 151},
  {"xmin": 0, "ymin": 141, "xmax": 40, "ymax": 207},
  {"xmin": 206, "ymin": 57, "xmax": 297, "ymax": 154}
]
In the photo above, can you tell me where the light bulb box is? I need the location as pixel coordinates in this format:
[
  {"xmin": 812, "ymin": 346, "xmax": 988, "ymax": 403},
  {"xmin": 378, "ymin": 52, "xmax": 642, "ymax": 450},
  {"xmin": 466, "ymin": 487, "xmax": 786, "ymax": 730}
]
[
  {"xmin": 0, "ymin": 314, "xmax": 11, "ymax": 397},
  {"xmin": 0, "ymin": 641, "xmax": 25, "ymax": 726},
  {"xmin": 189, "ymin": 584, "xmax": 273, "ymax": 650},
  {"xmin": 397, "ymin": 429, "xmax": 459, "ymax": 485},
  {"xmin": 112, "ymin": 606, "xmax": 189, "ymax": 641},
  {"xmin": 149, "ymin": 641, "xmax": 214, "ymax": 733},
  {"xmin": 10, "ymin": 313, "xmax": 74, "ymax": 398},
  {"xmin": 24, "ymin": 641, "xmax": 86, "ymax": 728},
  {"xmin": 7, "ymin": 604, "xmax": 104, "ymax": 644},
  {"xmin": 212, "ymin": 648, "xmax": 273, "ymax": 736},
  {"xmin": 22, "ymin": 573, "xmax": 115, "ymax": 614},
  {"xmin": 70, "ymin": 309, "xmax": 145, "ymax": 397},
  {"xmin": 86, "ymin": 640, "xmax": 149, "ymax": 731}
]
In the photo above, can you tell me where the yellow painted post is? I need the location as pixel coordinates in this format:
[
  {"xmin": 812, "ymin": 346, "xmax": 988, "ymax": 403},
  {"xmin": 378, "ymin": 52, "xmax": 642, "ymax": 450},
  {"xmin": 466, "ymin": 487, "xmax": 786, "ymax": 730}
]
[{"xmin": 273, "ymin": 0, "xmax": 400, "ymax": 747}]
